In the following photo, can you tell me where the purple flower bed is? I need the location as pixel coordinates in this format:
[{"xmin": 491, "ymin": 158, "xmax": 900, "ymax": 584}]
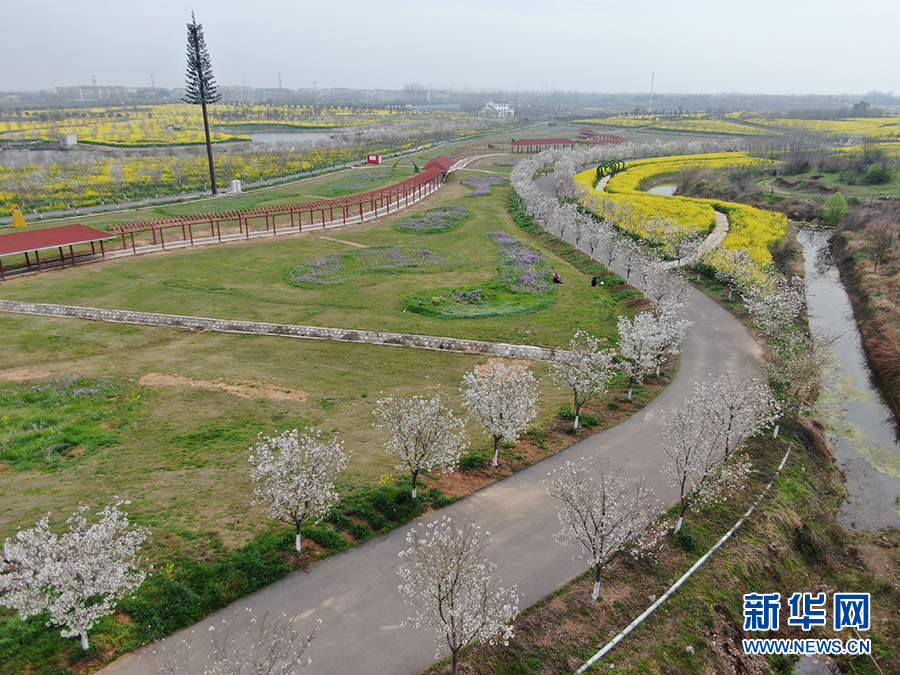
[
  {"xmin": 396, "ymin": 206, "xmax": 470, "ymax": 233},
  {"xmin": 489, "ymin": 231, "xmax": 552, "ymax": 293},
  {"xmin": 460, "ymin": 174, "xmax": 509, "ymax": 196},
  {"xmin": 289, "ymin": 246, "xmax": 456, "ymax": 284}
]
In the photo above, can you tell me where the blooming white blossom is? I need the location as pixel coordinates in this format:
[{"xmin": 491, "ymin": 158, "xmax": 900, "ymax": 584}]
[
  {"xmin": 745, "ymin": 275, "xmax": 807, "ymax": 336},
  {"xmin": 152, "ymin": 608, "xmax": 320, "ymax": 675},
  {"xmin": 550, "ymin": 330, "xmax": 616, "ymax": 430},
  {"xmin": 249, "ymin": 429, "xmax": 350, "ymax": 552},
  {"xmin": 547, "ymin": 456, "xmax": 659, "ymax": 600},
  {"xmin": 662, "ymin": 375, "xmax": 777, "ymax": 533},
  {"xmin": 373, "ymin": 392, "xmax": 467, "ymax": 498},
  {"xmin": 398, "ymin": 516, "xmax": 519, "ymax": 675},
  {"xmin": 461, "ymin": 361, "xmax": 539, "ymax": 466},
  {"xmin": 759, "ymin": 330, "xmax": 832, "ymax": 431},
  {"xmin": 617, "ymin": 313, "xmax": 660, "ymax": 399},
  {"xmin": 0, "ymin": 499, "xmax": 148, "ymax": 650}
]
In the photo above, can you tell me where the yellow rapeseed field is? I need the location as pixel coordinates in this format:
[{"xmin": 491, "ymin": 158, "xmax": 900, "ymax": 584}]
[{"xmin": 576, "ymin": 153, "xmax": 786, "ymax": 278}]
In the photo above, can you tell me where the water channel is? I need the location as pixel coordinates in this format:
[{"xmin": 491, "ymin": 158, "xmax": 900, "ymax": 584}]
[
  {"xmin": 245, "ymin": 130, "xmax": 341, "ymax": 145},
  {"xmin": 799, "ymin": 229, "xmax": 900, "ymax": 530}
]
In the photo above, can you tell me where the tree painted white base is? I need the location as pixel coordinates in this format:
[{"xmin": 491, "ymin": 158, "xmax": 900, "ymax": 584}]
[
  {"xmin": 592, "ymin": 581, "xmax": 601, "ymax": 601},
  {"xmin": 295, "ymin": 533, "xmax": 303, "ymax": 552}
]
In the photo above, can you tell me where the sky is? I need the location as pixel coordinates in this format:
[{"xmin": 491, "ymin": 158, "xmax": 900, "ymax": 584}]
[{"xmin": 3, "ymin": 0, "xmax": 898, "ymax": 97}]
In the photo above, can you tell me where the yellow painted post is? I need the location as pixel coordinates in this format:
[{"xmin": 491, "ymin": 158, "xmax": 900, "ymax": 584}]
[{"xmin": 11, "ymin": 203, "xmax": 27, "ymax": 228}]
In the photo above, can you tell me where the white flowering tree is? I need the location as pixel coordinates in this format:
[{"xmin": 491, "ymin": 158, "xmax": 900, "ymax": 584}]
[
  {"xmin": 640, "ymin": 263, "xmax": 690, "ymax": 312},
  {"xmin": 662, "ymin": 375, "xmax": 776, "ymax": 533},
  {"xmin": 249, "ymin": 429, "xmax": 351, "ymax": 552},
  {"xmin": 373, "ymin": 392, "xmax": 467, "ymax": 498},
  {"xmin": 550, "ymin": 330, "xmax": 617, "ymax": 430},
  {"xmin": 617, "ymin": 312, "xmax": 659, "ymax": 399},
  {"xmin": 398, "ymin": 516, "xmax": 519, "ymax": 675},
  {"xmin": 695, "ymin": 374, "xmax": 781, "ymax": 455},
  {"xmin": 760, "ymin": 331, "xmax": 832, "ymax": 434},
  {"xmin": 0, "ymin": 500, "xmax": 148, "ymax": 650},
  {"xmin": 153, "ymin": 607, "xmax": 320, "ymax": 675},
  {"xmin": 745, "ymin": 275, "xmax": 806, "ymax": 336},
  {"xmin": 649, "ymin": 309, "xmax": 693, "ymax": 377},
  {"xmin": 461, "ymin": 361, "xmax": 539, "ymax": 467},
  {"xmin": 547, "ymin": 456, "xmax": 659, "ymax": 601}
]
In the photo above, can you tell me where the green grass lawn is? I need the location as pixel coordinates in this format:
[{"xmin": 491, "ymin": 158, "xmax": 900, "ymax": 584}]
[
  {"xmin": 0, "ymin": 180, "xmax": 625, "ymax": 346},
  {"xmin": 0, "ymin": 163, "xmax": 634, "ymax": 552}
]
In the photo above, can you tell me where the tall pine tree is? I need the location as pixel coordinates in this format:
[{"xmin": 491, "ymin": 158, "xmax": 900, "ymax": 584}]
[{"xmin": 184, "ymin": 13, "xmax": 221, "ymax": 195}]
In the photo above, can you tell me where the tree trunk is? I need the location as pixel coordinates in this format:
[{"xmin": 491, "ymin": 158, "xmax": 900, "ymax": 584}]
[
  {"xmin": 674, "ymin": 514, "xmax": 684, "ymax": 534},
  {"xmin": 573, "ymin": 413, "xmax": 580, "ymax": 430},
  {"xmin": 295, "ymin": 531, "xmax": 303, "ymax": 552},
  {"xmin": 591, "ymin": 565, "xmax": 602, "ymax": 601},
  {"xmin": 81, "ymin": 631, "xmax": 89, "ymax": 650},
  {"xmin": 773, "ymin": 423, "xmax": 780, "ymax": 439},
  {"xmin": 200, "ymin": 99, "xmax": 217, "ymax": 195},
  {"xmin": 451, "ymin": 648, "xmax": 459, "ymax": 675},
  {"xmin": 492, "ymin": 436, "xmax": 500, "ymax": 467},
  {"xmin": 411, "ymin": 471, "xmax": 418, "ymax": 499}
]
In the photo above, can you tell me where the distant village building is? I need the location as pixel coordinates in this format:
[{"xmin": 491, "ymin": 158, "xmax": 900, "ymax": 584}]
[
  {"xmin": 838, "ymin": 133, "xmax": 867, "ymax": 147},
  {"xmin": 60, "ymin": 134, "xmax": 77, "ymax": 147},
  {"xmin": 478, "ymin": 101, "xmax": 514, "ymax": 118}
]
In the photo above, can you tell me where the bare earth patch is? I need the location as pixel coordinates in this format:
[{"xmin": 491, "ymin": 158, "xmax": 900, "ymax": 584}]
[
  {"xmin": 0, "ymin": 367, "xmax": 53, "ymax": 381},
  {"xmin": 318, "ymin": 235, "xmax": 367, "ymax": 248},
  {"xmin": 138, "ymin": 373, "xmax": 308, "ymax": 402}
]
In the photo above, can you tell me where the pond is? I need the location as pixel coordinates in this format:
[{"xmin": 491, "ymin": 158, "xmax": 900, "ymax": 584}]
[
  {"xmin": 647, "ymin": 184, "xmax": 677, "ymax": 196},
  {"xmin": 799, "ymin": 229, "xmax": 900, "ymax": 530}
]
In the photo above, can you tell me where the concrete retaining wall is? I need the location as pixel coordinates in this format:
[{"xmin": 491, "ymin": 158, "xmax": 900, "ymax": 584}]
[{"xmin": 0, "ymin": 300, "xmax": 564, "ymax": 362}]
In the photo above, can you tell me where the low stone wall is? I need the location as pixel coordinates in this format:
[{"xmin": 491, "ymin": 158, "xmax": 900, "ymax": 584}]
[{"xmin": 0, "ymin": 300, "xmax": 563, "ymax": 362}]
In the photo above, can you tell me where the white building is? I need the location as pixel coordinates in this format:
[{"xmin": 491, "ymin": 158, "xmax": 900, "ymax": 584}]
[{"xmin": 478, "ymin": 100, "xmax": 514, "ymax": 118}]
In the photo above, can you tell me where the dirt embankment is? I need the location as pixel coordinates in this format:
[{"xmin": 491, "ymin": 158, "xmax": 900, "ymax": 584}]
[{"xmin": 831, "ymin": 229, "xmax": 900, "ymax": 422}]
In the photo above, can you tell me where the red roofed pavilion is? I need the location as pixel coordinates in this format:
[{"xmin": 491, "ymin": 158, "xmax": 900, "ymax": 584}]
[{"xmin": 0, "ymin": 224, "xmax": 116, "ymax": 279}]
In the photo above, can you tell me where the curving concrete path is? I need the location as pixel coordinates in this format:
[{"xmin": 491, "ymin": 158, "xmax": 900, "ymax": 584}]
[{"xmin": 95, "ymin": 179, "xmax": 760, "ymax": 675}]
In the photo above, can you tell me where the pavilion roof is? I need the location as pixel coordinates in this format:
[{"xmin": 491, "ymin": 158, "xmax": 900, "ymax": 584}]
[{"xmin": 0, "ymin": 224, "xmax": 116, "ymax": 257}]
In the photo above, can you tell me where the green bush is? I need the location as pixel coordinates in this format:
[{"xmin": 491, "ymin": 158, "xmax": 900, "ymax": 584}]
[
  {"xmin": 580, "ymin": 413, "xmax": 601, "ymax": 428},
  {"xmin": 557, "ymin": 404, "xmax": 576, "ymax": 421},
  {"xmin": 325, "ymin": 512, "xmax": 353, "ymax": 531},
  {"xmin": 301, "ymin": 525, "xmax": 346, "ymax": 551},
  {"xmin": 673, "ymin": 523, "xmax": 698, "ymax": 553},
  {"xmin": 348, "ymin": 522, "xmax": 374, "ymax": 541},
  {"xmin": 424, "ymin": 487, "xmax": 454, "ymax": 509},
  {"xmin": 460, "ymin": 450, "xmax": 486, "ymax": 471},
  {"xmin": 617, "ymin": 288, "xmax": 644, "ymax": 301},
  {"xmin": 865, "ymin": 163, "xmax": 894, "ymax": 185}
]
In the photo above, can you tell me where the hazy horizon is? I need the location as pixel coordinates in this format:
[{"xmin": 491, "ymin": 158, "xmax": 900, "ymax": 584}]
[{"xmin": 4, "ymin": 0, "xmax": 898, "ymax": 98}]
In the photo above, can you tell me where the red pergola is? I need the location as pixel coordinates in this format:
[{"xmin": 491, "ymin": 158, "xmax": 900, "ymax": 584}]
[{"xmin": 0, "ymin": 224, "xmax": 117, "ymax": 279}]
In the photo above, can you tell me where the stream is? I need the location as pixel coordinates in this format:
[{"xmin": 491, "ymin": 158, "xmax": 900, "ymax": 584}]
[{"xmin": 799, "ymin": 229, "xmax": 900, "ymax": 530}]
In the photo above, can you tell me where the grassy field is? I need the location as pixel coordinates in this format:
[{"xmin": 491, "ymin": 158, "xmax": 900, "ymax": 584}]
[
  {"xmin": 0, "ymin": 157, "xmax": 635, "ymax": 555},
  {"xmin": 1, "ymin": 180, "xmax": 625, "ymax": 346}
]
